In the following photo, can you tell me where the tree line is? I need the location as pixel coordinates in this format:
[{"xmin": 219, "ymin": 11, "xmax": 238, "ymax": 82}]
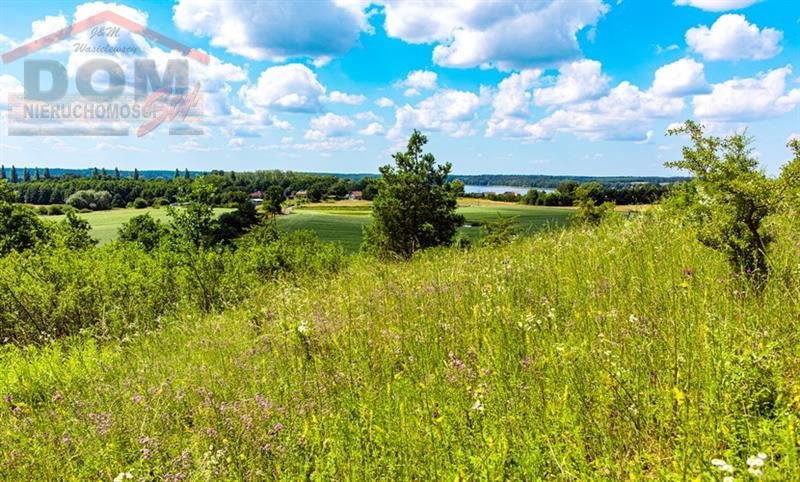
[{"xmin": 6, "ymin": 169, "xmax": 378, "ymax": 208}]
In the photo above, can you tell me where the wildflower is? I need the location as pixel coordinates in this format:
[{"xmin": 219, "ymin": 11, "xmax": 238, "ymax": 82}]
[
  {"xmin": 684, "ymin": 268, "xmax": 694, "ymax": 277},
  {"xmin": 723, "ymin": 477, "xmax": 734, "ymax": 482},
  {"xmin": 471, "ymin": 399, "xmax": 485, "ymax": 412},
  {"xmin": 746, "ymin": 456, "xmax": 765, "ymax": 468},
  {"xmin": 297, "ymin": 321, "xmax": 310, "ymax": 335},
  {"xmin": 113, "ymin": 472, "xmax": 133, "ymax": 482},
  {"xmin": 711, "ymin": 458, "xmax": 734, "ymax": 473},
  {"xmin": 748, "ymin": 467, "xmax": 763, "ymax": 477},
  {"xmin": 673, "ymin": 387, "xmax": 686, "ymax": 406}
]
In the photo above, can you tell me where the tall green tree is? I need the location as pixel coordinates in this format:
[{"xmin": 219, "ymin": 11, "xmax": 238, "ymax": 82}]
[
  {"xmin": 10, "ymin": 166, "xmax": 18, "ymax": 183},
  {"xmin": 23, "ymin": 168, "xmax": 31, "ymax": 182},
  {"xmin": 363, "ymin": 130, "xmax": 464, "ymax": 259},
  {"xmin": 43, "ymin": 167, "xmax": 51, "ymax": 179},
  {"xmin": 133, "ymin": 168, "xmax": 140, "ymax": 180},
  {"xmin": 34, "ymin": 168, "xmax": 40, "ymax": 181},
  {"xmin": 175, "ymin": 168, "xmax": 180, "ymax": 179},
  {"xmin": 184, "ymin": 168, "xmax": 190, "ymax": 180},
  {"xmin": 0, "ymin": 165, "xmax": 5, "ymax": 180},
  {"xmin": 262, "ymin": 185, "xmax": 285, "ymax": 216}
]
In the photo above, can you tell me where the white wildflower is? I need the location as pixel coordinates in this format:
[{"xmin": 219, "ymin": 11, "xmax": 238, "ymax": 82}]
[
  {"xmin": 711, "ymin": 458, "xmax": 734, "ymax": 473},
  {"xmin": 748, "ymin": 467, "xmax": 763, "ymax": 478},
  {"xmin": 747, "ymin": 456, "xmax": 765, "ymax": 468},
  {"xmin": 297, "ymin": 320, "xmax": 310, "ymax": 335},
  {"xmin": 723, "ymin": 477, "xmax": 734, "ymax": 482},
  {"xmin": 471, "ymin": 399, "xmax": 484, "ymax": 412},
  {"xmin": 113, "ymin": 472, "xmax": 133, "ymax": 482}
]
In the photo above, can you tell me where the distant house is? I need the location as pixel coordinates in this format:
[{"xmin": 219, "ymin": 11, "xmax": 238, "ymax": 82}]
[
  {"xmin": 250, "ymin": 191, "xmax": 263, "ymax": 199},
  {"xmin": 294, "ymin": 190, "xmax": 308, "ymax": 198},
  {"xmin": 348, "ymin": 190, "xmax": 363, "ymax": 200},
  {"xmin": 250, "ymin": 198, "xmax": 263, "ymax": 206}
]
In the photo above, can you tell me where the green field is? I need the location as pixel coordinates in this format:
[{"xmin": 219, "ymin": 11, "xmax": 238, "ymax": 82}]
[
  {"xmin": 42, "ymin": 207, "xmax": 233, "ymax": 244},
  {"xmin": 279, "ymin": 202, "xmax": 575, "ymax": 252},
  {"xmin": 40, "ymin": 203, "xmax": 575, "ymax": 251}
]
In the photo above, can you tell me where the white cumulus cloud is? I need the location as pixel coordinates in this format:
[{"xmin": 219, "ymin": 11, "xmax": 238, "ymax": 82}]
[
  {"xmin": 304, "ymin": 113, "xmax": 355, "ymax": 140},
  {"xmin": 651, "ymin": 58, "xmax": 710, "ymax": 97},
  {"xmin": 534, "ymin": 59, "xmax": 609, "ymax": 106},
  {"xmin": 173, "ymin": 0, "xmax": 369, "ymax": 63},
  {"xmin": 359, "ymin": 122, "xmax": 384, "ymax": 135},
  {"xmin": 380, "ymin": 0, "xmax": 608, "ymax": 70},
  {"xmin": 389, "ymin": 89, "xmax": 481, "ymax": 139},
  {"xmin": 526, "ymin": 82, "xmax": 686, "ymax": 142},
  {"xmin": 674, "ymin": 0, "xmax": 760, "ymax": 11},
  {"xmin": 325, "ymin": 91, "xmax": 367, "ymax": 105},
  {"xmin": 686, "ymin": 14, "xmax": 782, "ymax": 61},
  {"xmin": 692, "ymin": 66, "xmax": 800, "ymax": 121},
  {"xmin": 240, "ymin": 63, "xmax": 325, "ymax": 113}
]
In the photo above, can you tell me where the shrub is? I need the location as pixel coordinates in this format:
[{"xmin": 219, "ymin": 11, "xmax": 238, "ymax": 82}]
[
  {"xmin": 47, "ymin": 205, "xmax": 66, "ymax": 215},
  {"xmin": 118, "ymin": 214, "xmax": 167, "ymax": 251},
  {"xmin": 65, "ymin": 190, "xmax": 111, "ymax": 211},
  {"xmin": 132, "ymin": 197, "xmax": 149, "ymax": 209},
  {"xmin": 667, "ymin": 121, "xmax": 776, "ymax": 284},
  {"xmin": 0, "ymin": 181, "xmax": 50, "ymax": 256}
]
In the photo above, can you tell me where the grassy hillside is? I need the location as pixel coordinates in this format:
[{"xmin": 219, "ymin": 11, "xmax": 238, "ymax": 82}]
[{"xmin": 3, "ymin": 211, "xmax": 799, "ymax": 479}]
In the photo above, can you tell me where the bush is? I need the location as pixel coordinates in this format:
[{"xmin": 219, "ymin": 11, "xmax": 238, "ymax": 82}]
[
  {"xmin": 47, "ymin": 205, "xmax": 66, "ymax": 216},
  {"xmin": 0, "ymin": 181, "xmax": 50, "ymax": 256},
  {"xmin": 666, "ymin": 121, "xmax": 776, "ymax": 284},
  {"xmin": 118, "ymin": 214, "xmax": 167, "ymax": 251},
  {"xmin": 36, "ymin": 206, "xmax": 49, "ymax": 215},
  {"xmin": 132, "ymin": 197, "xmax": 149, "ymax": 209},
  {"xmin": 65, "ymin": 190, "xmax": 111, "ymax": 211}
]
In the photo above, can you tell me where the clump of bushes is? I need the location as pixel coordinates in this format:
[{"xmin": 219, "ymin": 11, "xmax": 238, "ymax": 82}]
[{"xmin": 65, "ymin": 190, "xmax": 111, "ymax": 211}]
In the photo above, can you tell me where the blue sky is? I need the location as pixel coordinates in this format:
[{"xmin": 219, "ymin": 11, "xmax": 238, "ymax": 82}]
[{"xmin": 0, "ymin": 0, "xmax": 798, "ymax": 175}]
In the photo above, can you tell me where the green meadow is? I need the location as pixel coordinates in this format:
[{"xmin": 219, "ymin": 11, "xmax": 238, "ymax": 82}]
[
  {"xmin": 42, "ymin": 207, "xmax": 234, "ymax": 245},
  {"xmin": 39, "ymin": 202, "xmax": 577, "ymax": 252},
  {"xmin": 3, "ymin": 211, "xmax": 800, "ymax": 479}
]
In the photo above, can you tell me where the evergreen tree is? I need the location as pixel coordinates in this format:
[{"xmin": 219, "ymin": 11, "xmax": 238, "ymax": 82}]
[
  {"xmin": 184, "ymin": 168, "xmax": 190, "ymax": 180},
  {"xmin": 133, "ymin": 168, "xmax": 140, "ymax": 180},
  {"xmin": 35, "ymin": 168, "xmax": 40, "ymax": 181},
  {"xmin": 23, "ymin": 168, "xmax": 30, "ymax": 182},
  {"xmin": 0, "ymin": 165, "xmax": 5, "ymax": 180},
  {"xmin": 10, "ymin": 166, "xmax": 18, "ymax": 183},
  {"xmin": 114, "ymin": 167, "xmax": 120, "ymax": 180},
  {"xmin": 92, "ymin": 167, "xmax": 99, "ymax": 179},
  {"xmin": 43, "ymin": 167, "xmax": 51, "ymax": 179},
  {"xmin": 363, "ymin": 130, "xmax": 464, "ymax": 259},
  {"xmin": 175, "ymin": 168, "xmax": 180, "ymax": 179},
  {"xmin": 101, "ymin": 167, "xmax": 107, "ymax": 178}
]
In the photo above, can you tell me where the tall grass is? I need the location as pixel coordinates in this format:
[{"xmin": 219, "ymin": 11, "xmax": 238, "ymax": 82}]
[{"xmin": 2, "ymin": 210, "xmax": 799, "ymax": 479}]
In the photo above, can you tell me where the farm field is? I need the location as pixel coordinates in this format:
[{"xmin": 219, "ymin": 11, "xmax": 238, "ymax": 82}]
[
  {"xmin": 38, "ymin": 202, "xmax": 583, "ymax": 251},
  {"xmin": 41, "ymin": 207, "xmax": 234, "ymax": 244}
]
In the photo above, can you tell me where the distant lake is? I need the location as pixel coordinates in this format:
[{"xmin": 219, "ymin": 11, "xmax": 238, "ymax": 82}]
[{"xmin": 463, "ymin": 185, "xmax": 556, "ymax": 195}]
